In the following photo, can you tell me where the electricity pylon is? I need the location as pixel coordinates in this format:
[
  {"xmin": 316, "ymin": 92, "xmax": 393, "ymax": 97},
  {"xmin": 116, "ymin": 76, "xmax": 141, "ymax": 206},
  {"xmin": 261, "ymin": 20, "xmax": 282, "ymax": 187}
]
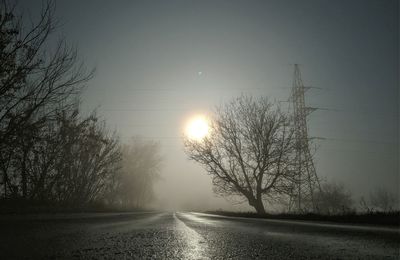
[{"xmin": 288, "ymin": 64, "xmax": 322, "ymax": 213}]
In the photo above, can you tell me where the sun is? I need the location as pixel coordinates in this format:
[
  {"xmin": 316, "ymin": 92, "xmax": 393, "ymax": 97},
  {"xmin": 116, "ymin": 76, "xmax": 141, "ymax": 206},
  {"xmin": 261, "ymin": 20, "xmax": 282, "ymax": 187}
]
[{"xmin": 185, "ymin": 115, "xmax": 210, "ymax": 141}]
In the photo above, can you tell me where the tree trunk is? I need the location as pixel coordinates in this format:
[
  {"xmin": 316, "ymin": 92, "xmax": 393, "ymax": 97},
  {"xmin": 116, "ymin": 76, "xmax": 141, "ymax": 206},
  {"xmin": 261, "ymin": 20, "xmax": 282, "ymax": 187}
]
[
  {"xmin": 254, "ymin": 199, "xmax": 266, "ymax": 215},
  {"xmin": 249, "ymin": 197, "xmax": 266, "ymax": 215},
  {"xmin": 22, "ymin": 149, "xmax": 28, "ymax": 199},
  {"xmin": 3, "ymin": 172, "xmax": 8, "ymax": 198}
]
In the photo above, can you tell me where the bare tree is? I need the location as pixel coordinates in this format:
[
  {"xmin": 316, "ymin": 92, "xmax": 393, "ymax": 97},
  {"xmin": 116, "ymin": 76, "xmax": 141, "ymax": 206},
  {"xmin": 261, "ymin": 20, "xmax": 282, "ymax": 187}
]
[
  {"xmin": 0, "ymin": 0, "xmax": 93, "ymax": 199},
  {"xmin": 114, "ymin": 138, "xmax": 162, "ymax": 209},
  {"xmin": 314, "ymin": 181, "xmax": 353, "ymax": 215},
  {"xmin": 369, "ymin": 187, "xmax": 398, "ymax": 212},
  {"xmin": 3, "ymin": 105, "xmax": 121, "ymax": 207},
  {"xmin": 184, "ymin": 96, "xmax": 295, "ymax": 214},
  {"xmin": 49, "ymin": 109, "xmax": 121, "ymax": 206}
]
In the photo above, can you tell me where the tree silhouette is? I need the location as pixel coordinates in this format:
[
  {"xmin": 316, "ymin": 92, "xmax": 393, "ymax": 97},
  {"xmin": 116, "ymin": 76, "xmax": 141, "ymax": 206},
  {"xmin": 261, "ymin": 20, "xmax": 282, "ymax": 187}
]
[
  {"xmin": 369, "ymin": 187, "xmax": 398, "ymax": 212},
  {"xmin": 114, "ymin": 138, "xmax": 161, "ymax": 209},
  {"xmin": 0, "ymin": 0, "xmax": 93, "ymax": 199},
  {"xmin": 314, "ymin": 182, "xmax": 353, "ymax": 215},
  {"xmin": 184, "ymin": 95, "xmax": 296, "ymax": 214}
]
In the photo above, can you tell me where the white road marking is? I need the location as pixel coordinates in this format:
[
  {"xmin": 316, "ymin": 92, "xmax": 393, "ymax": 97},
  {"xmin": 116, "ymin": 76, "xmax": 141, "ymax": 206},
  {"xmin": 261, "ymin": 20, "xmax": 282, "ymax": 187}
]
[{"xmin": 173, "ymin": 212, "xmax": 209, "ymax": 259}]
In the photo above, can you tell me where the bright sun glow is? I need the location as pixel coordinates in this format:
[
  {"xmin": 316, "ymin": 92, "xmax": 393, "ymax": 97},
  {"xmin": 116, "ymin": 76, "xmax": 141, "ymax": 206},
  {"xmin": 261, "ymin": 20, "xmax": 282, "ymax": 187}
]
[{"xmin": 185, "ymin": 115, "xmax": 210, "ymax": 141}]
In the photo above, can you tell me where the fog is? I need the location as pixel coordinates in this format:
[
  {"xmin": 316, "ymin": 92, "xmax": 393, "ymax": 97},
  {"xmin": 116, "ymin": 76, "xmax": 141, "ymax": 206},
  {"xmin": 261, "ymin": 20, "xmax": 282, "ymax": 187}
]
[{"xmin": 16, "ymin": 0, "xmax": 398, "ymax": 212}]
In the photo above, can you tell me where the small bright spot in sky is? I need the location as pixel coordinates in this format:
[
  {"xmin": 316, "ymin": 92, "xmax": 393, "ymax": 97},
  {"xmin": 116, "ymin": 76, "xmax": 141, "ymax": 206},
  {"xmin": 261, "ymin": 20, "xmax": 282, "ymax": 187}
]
[
  {"xmin": 198, "ymin": 71, "xmax": 202, "ymax": 76},
  {"xmin": 185, "ymin": 115, "xmax": 209, "ymax": 141}
]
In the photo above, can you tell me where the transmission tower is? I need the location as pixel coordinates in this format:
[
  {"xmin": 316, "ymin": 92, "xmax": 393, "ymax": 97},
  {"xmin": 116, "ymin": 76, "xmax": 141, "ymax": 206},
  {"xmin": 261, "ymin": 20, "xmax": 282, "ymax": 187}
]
[{"xmin": 288, "ymin": 64, "xmax": 321, "ymax": 213}]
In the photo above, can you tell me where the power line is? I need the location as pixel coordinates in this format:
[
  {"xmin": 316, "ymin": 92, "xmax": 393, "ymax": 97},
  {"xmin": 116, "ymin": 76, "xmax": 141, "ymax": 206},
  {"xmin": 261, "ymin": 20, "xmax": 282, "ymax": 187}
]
[
  {"xmin": 100, "ymin": 108, "xmax": 189, "ymax": 112},
  {"xmin": 321, "ymin": 137, "xmax": 398, "ymax": 145}
]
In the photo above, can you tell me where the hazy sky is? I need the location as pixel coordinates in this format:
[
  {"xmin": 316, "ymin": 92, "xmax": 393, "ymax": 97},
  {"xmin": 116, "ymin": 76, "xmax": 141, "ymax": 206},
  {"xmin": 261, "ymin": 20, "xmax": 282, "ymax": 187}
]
[{"xmin": 20, "ymin": 0, "xmax": 399, "ymax": 210}]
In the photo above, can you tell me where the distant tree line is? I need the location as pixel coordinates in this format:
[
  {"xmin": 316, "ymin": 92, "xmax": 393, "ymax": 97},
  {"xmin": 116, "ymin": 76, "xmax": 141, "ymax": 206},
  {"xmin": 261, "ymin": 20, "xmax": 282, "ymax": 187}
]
[
  {"xmin": 111, "ymin": 139, "xmax": 161, "ymax": 209},
  {"xmin": 0, "ymin": 1, "xmax": 160, "ymax": 210}
]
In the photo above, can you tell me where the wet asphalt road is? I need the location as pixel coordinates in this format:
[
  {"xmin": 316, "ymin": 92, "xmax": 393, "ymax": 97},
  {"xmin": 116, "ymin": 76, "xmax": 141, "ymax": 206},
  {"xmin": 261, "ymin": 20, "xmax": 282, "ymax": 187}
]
[{"xmin": 0, "ymin": 211, "xmax": 399, "ymax": 259}]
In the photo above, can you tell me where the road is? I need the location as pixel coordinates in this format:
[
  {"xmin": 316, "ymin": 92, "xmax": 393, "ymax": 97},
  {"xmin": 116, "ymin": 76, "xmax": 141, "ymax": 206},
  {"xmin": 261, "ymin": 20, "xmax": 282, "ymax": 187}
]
[{"xmin": 0, "ymin": 211, "xmax": 398, "ymax": 259}]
